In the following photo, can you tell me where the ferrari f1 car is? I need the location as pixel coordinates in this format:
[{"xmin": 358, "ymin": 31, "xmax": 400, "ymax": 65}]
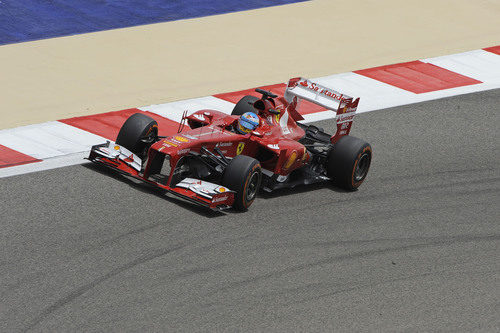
[{"xmin": 88, "ymin": 77, "xmax": 372, "ymax": 211}]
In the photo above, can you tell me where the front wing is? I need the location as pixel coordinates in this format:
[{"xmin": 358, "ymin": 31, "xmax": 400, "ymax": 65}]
[{"xmin": 87, "ymin": 141, "xmax": 235, "ymax": 211}]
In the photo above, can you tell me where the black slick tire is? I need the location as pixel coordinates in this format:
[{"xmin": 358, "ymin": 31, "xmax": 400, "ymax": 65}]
[
  {"xmin": 116, "ymin": 113, "xmax": 158, "ymax": 158},
  {"xmin": 231, "ymin": 95, "xmax": 259, "ymax": 116},
  {"xmin": 222, "ymin": 155, "xmax": 262, "ymax": 211},
  {"xmin": 327, "ymin": 136, "xmax": 372, "ymax": 191}
]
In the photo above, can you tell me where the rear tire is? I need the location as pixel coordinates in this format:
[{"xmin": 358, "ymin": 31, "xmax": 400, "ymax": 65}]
[
  {"xmin": 116, "ymin": 113, "xmax": 158, "ymax": 159},
  {"xmin": 231, "ymin": 95, "xmax": 259, "ymax": 116},
  {"xmin": 326, "ymin": 136, "xmax": 372, "ymax": 190},
  {"xmin": 222, "ymin": 155, "xmax": 262, "ymax": 211}
]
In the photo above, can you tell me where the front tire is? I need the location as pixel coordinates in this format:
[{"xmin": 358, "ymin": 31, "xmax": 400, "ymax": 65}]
[
  {"xmin": 116, "ymin": 113, "xmax": 158, "ymax": 159},
  {"xmin": 231, "ymin": 95, "xmax": 259, "ymax": 116},
  {"xmin": 326, "ymin": 136, "xmax": 372, "ymax": 190},
  {"xmin": 222, "ymin": 155, "xmax": 262, "ymax": 211}
]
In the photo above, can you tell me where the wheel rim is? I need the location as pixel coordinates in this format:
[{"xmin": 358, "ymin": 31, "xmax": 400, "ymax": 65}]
[
  {"xmin": 354, "ymin": 153, "xmax": 370, "ymax": 182},
  {"xmin": 245, "ymin": 172, "xmax": 260, "ymax": 201}
]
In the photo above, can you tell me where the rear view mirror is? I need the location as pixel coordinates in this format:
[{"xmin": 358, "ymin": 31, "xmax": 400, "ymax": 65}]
[{"xmin": 251, "ymin": 131, "xmax": 263, "ymax": 137}]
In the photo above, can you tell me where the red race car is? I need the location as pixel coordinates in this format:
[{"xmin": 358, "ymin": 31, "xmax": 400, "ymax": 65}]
[{"xmin": 88, "ymin": 77, "xmax": 372, "ymax": 211}]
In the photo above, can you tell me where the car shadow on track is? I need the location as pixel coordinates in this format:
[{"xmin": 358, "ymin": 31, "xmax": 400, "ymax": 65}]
[
  {"xmin": 258, "ymin": 182, "xmax": 349, "ymax": 200},
  {"xmin": 81, "ymin": 163, "xmax": 224, "ymax": 218},
  {"xmin": 82, "ymin": 162, "xmax": 348, "ymax": 216}
]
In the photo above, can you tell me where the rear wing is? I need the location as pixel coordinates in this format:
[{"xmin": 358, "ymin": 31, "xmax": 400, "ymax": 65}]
[
  {"xmin": 284, "ymin": 77, "xmax": 360, "ymax": 143},
  {"xmin": 284, "ymin": 77, "xmax": 351, "ymax": 111}
]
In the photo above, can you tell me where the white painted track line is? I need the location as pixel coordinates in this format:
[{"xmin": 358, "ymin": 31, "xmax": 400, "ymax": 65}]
[
  {"xmin": 422, "ymin": 50, "xmax": 500, "ymax": 83},
  {"xmin": 0, "ymin": 152, "xmax": 90, "ymax": 178},
  {"xmin": 0, "ymin": 121, "xmax": 106, "ymax": 160}
]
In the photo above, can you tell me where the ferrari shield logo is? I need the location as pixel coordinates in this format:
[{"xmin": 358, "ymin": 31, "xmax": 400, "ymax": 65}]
[{"xmin": 236, "ymin": 142, "xmax": 245, "ymax": 155}]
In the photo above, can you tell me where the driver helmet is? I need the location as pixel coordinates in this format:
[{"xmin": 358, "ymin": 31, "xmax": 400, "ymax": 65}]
[{"xmin": 237, "ymin": 112, "xmax": 259, "ymax": 134}]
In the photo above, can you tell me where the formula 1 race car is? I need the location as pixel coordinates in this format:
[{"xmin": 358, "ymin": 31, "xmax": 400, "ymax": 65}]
[{"xmin": 88, "ymin": 77, "xmax": 372, "ymax": 211}]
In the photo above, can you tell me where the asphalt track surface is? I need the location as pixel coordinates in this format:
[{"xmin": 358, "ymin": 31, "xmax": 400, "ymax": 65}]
[{"xmin": 1, "ymin": 90, "xmax": 499, "ymax": 332}]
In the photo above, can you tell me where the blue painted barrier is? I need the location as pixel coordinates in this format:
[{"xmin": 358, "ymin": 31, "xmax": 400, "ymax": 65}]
[{"xmin": 0, "ymin": 0, "xmax": 307, "ymax": 45}]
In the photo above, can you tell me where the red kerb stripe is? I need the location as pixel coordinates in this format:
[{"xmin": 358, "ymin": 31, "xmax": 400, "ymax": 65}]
[
  {"xmin": 354, "ymin": 60, "xmax": 481, "ymax": 94},
  {"xmin": 60, "ymin": 108, "xmax": 180, "ymax": 140},
  {"xmin": 0, "ymin": 145, "xmax": 41, "ymax": 168},
  {"xmin": 483, "ymin": 45, "xmax": 500, "ymax": 55}
]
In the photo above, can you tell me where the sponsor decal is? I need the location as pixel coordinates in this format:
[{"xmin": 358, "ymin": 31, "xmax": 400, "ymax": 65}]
[
  {"xmin": 320, "ymin": 88, "xmax": 342, "ymax": 100},
  {"xmin": 158, "ymin": 146, "xmax": 165, "ymax": 152},
  {"xmin": 337, "ymin": 113, "xmax": 355, "ymax": 124},
  {"xmin": 217, "ymin": 187, "xmax": 226, "ymax": 193},
  {"xmin": 345, "ymin": 105, "xmax": 357, "ymax": 113},
  {"xmin": 146, "ymin": 124, "xmax": 158, "ymax": 135},
  {"xmin": 175, "ymin": 136, "xmax": 189, "ymax": 143},
  {"xmin": 142, "ymin": 125, "xmax": 157, "ymax": 139},
  {"xmin": 287, "ymin": 77, "xmax": 300, "ymax": 88},
  {"xmin": 193, "ymin": 114, "xmax": 205, "ymax": 121},
  {"xmin": 299, "ymin": 79, "xmax": 343, "ymax": 101},
  {"xmin": 216, "ymin": 142, "xmax": 233, "ymax": 147},
  {"xmin": 284, "ymin": 151, "xmax": 297, "ymax": 170},
  {"xmin": 178, "ymin": 148, "xmax": 190, "ymax": 155},
  {"xmin": 113, "ymin": 145, "xmax": 120, "ymax": 151},
  {"xmin": 212, "ymin": 195, "xmax": 229, "ymax": 203},
  {"xmin": 163, "ymin": 140, "xmax": 178, "ymax": 147},
  {"xmin": 267, "ymin": 143, "xmax": 279, "ymax": 150},
  {"xmin": 337, "ymin": 102, "xmax": 357, "ymax": 115},
  {"xmin": 236, "ymin": 142, "xmax": 245, "ymax": 155}
]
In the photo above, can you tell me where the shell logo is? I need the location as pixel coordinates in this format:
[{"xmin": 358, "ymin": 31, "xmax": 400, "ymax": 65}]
[
  {"xmin": 175, "ymin": 136, "xmax": 189, "ymax": 143},
  {"xmin": 284, "ymin": 151, "xmax": 297, "ymax": 170}
]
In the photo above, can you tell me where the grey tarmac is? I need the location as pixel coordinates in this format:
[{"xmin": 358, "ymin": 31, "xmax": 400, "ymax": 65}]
[{"xmin": 1, "ymin": 90, "xmax": 499, "ymax": 332}]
